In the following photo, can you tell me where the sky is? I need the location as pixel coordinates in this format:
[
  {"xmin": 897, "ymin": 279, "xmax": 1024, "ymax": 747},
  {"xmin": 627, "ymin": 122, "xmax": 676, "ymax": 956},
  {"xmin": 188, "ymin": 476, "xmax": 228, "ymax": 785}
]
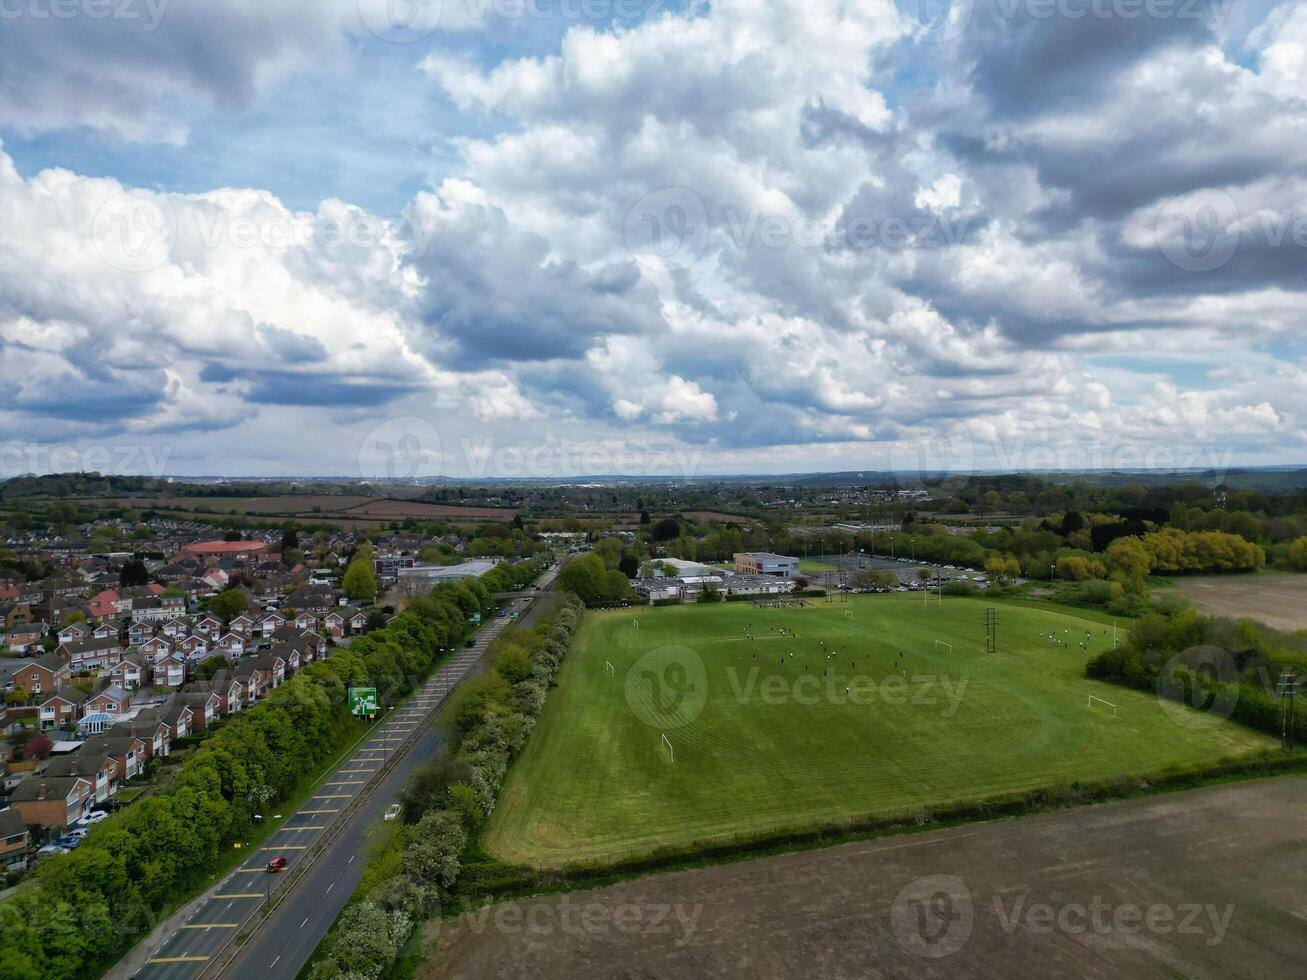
[{"xmin": 0, "ymin": 0, "xmax": 1305, "ymax": 480}]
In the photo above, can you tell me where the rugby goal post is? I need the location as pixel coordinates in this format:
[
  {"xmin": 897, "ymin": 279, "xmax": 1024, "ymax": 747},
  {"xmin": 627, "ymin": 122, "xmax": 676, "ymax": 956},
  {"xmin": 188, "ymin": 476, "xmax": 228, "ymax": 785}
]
[
  {"xmin": 660, "ymin": 732, "xmax": 675, "ymax": 764},
  {"xmin": 1088, "ymin": 694, "xmax": 1117, "ymax": 717},
  {"xmin": 844, "ymin": 610, "xmax": 854, "ymax": 620},
  {"xmin": 934, "ymin": 640, "xmax": 953, "ymax": 654}
]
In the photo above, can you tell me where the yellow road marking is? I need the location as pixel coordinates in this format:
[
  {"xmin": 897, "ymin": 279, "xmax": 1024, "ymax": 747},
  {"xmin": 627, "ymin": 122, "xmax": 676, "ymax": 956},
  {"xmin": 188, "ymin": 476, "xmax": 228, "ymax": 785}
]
[
  {"xmin": 180, "ymin": 922, "xmax": 238, "ymax": 929},
  {"xmin": 323, "ymin": 780, "xmax": 364, "ymax": 786},
  {"xmin": 214, "ymin": 893, "xmax": 262, "ymax": 899},
  {"xmin": 280, "ymin": 825, "xmax": 325, "ymax": 831},
  {"xmin": 149, "ymin": 956, "xmax": 211, "ymax": 963},
  {"xmin": 313, "ymin": 794, "xmax": 352, "ymax": 800},
  {"xmin": 300, "ymin": 809, "xmax": 339, "ymax": 814},
  {"xmin": 262, "ymin": 845, "xmax": 308, "ymax": 851}
]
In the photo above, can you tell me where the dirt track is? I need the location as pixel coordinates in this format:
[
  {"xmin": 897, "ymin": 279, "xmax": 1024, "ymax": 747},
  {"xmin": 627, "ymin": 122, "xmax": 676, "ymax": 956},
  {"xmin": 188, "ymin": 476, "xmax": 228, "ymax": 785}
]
[
  {"xmin": 420, "ymin": 776, "xmax": 1307, "ymax": 979},
  {"xmin": 1170, "ymin": 574, "xmax": 1307, "ymax": 632}
]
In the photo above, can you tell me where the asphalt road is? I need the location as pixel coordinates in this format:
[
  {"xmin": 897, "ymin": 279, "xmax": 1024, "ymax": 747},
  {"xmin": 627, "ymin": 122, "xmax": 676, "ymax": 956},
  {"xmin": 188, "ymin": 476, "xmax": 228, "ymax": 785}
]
[{"xmin": 130, "ymin": 565, "xmax": 559, "ymax": 980}]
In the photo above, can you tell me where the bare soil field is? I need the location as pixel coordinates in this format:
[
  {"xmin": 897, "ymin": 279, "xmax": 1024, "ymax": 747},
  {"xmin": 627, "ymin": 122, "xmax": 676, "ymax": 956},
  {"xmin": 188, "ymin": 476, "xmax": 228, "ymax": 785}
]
[
  {"xmin": 1171, "ymin": 573, "xmax": 1307, "ymax": 632},
  {"xmin": 420, "ymin": 775, "xmax": 1307, "ymax": 980}
]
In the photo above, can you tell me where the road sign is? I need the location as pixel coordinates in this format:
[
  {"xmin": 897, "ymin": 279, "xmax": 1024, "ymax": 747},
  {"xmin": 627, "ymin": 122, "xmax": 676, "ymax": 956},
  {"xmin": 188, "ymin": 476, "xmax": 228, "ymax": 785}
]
[
  {"xmin": 348, "ymin": 687, "xmax": 378, "ymax": 717},
  {"xmin": 469, "ymin": 612, "xmax": 482, "ymax": 625}
]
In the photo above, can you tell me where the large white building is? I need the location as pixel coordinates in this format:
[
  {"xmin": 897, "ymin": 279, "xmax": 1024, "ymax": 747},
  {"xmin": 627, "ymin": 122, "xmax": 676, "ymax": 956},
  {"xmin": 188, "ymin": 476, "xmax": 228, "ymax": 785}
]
[{"xmin": 733, "ymin": 552, "xmax": 800, "ymax": 577}]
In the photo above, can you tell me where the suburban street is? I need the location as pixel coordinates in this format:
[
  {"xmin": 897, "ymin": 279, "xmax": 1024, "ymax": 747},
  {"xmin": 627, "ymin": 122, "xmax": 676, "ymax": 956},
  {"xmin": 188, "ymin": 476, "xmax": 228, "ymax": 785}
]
[{"xmin": 124, "ymin": 564, "xmax": 558, "ymax": 980}]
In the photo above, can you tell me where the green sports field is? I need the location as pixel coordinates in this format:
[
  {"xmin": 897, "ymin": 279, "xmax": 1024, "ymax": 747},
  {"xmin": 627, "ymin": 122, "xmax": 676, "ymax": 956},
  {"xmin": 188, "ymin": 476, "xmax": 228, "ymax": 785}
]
[{"xmin": 483, "ymin": 595, "xmax": 1275, "ymax": 867}]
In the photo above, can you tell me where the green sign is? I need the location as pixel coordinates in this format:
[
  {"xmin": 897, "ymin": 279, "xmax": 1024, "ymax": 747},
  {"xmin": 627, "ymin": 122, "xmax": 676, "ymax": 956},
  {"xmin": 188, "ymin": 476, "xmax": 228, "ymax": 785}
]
[
  {"xmin": 469, "ymin": 612, "xmax": 482, "ymax": 625},
  {"xmin": 348, "ymin": 687, "xmax": 378, "ymax": 717}
]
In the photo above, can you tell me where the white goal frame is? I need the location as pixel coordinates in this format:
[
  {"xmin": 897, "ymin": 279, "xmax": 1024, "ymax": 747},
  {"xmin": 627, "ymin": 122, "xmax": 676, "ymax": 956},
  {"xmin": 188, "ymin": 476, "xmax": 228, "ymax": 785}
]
[
  {"xmin": 1088, "ymin": 694, "xmax": 1117, "ymax": 717},
  {"xmin": 660, "ymin": 732, "xmax": 674, "ymax": 763},
  {"xmin": 934, "ymin": 640, "xmax": 953, "ymax": 654},
  {"xmin": 633, "ymin": 619, "xmax": 639, "ymax": 629},
  {"xmin": 605, "ymin": 660, "xmax": 615, "ymax": 676},
  {"xmin": 844, "ymin": 610, "xmax": 854, "ymax": 620}
]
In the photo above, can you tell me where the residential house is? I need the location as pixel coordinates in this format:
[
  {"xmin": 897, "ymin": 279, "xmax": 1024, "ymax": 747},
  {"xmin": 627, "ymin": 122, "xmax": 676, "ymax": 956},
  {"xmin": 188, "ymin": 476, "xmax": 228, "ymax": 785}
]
[
  {"xmin": 9, "ymin": 776, "xmax": 94, "ymax": 831},
  {"xmin": 107, "ymin": 654, "xmax": 150, "ymax": 690},
  {"xmin": 176, "ymin": 635, "xmax": 209, "ymax": 659},
  {"xmin": 0, "ymin": 808, "xmax": 31, "ymax": 868},
  {"xmin": 194, "ymin": 615, "xmax": 222, "ymax": 637},
  {"xmin": 20, "ymin": 653, "xmax": 72, "ymax": 697},
  {"xmin": 161, "ymin": 618, "xmax": 190, "ymax": 640},
  {"xmin": 176, "ymin": 689, "xmax": 222, "ymax": 733},
  {"xmin": 153, "ymin": 655, "xmax": 186, "ymax": 688},
  {"xmin": 78, "ymin": 734, "xmax": 144, "ymax": 782},
  {"xmin": 37, "ymin": 688, "xmax": 87, "ymax": 731},
  {"xmin": 232, "ymin": 663, "xmax": 267, "ymax": 703},
  {"xmin": 44, "ymin": 754, "xmax": 118, "ymax": 803},
  {"xmin": 140, "ymin": 636, "xmax": 173, "ymax": 662},
  {"xmin": 1, "ymin": 623, "xmax": 44, "ymax": 653},
  {"xmin": 85, "ymin": 685, "xmax": 132, "ymax": 717},
  {"xmin": 255, "ymin": 612, "xmax": 285, "ymax": 637},
  {"xmin": 214, "ymin": 632, "xmax": 245, "ymax": 659},
  {"xmin": 245, "ymin": 652, "xmax": 285, "ymax": 688},
  {"xmin": 90, "ymin": 622, "xmax": 118, "ymax": 641},
  {"xmin": 127, "ymin": 620, "xmax": 155, "ymax": 646},
  {"xmin": 111, "ymin": 716, "xmax": 171, "ymax": 759},
  {"xmin": 56, "ymin": 621, "xmax": 89, "ymax": 644},
  {"xmin": 56, "ymin": 636, "xmax": 123, "ymax": 673}
]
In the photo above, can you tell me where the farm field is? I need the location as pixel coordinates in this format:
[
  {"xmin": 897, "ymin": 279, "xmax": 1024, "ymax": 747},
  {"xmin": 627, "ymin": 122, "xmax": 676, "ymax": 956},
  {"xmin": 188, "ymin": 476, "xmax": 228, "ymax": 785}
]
[
  {"xmin": 1169, "ymin": 572, "xmax": 1307, "ymax": 632},
  {"xmin": 482, "ymin": 595, "xmax": 1275, "ymax": 868},
  {"xmin": 430, "ymin": 777, "xmax": 1307, "ymax": 980},
  {"xmin": 68, "ymin": 495, "xmax": 517, "ymax": 521}
]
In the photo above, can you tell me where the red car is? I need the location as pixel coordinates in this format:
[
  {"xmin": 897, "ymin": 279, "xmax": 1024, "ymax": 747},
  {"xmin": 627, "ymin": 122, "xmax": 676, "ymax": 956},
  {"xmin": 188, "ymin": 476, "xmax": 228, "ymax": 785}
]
[{"xmin": 266, "ymin": 856, "xmax": 288, "ymax": 873}]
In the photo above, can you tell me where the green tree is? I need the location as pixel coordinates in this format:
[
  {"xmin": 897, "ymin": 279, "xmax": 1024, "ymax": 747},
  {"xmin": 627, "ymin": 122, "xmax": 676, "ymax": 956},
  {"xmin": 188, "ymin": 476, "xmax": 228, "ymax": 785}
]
[
  {"xmin": 342, "ymin": 559, "xmax": 378, "ymax": 603},
  {"xmin": 1288, "ymin": 535, "xmax": 1307, "ymax": 571},
  {"xmin": 208, "ymin": 588, "xmax": 248, "ymax": 622}
]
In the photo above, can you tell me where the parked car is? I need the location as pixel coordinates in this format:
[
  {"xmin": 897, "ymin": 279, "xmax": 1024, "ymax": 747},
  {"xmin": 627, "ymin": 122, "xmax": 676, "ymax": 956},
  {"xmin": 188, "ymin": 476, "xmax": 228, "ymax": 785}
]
[
  {"xmin": 266, "ymin": 856, "xmax": 288, "ymax": 872},
  {"xmin": 65, "ymin": 827, "xmax": 91, "ymax": 839},
  {"xmin": 55, "ymin": 835, "xmax": 82, "ymax": 849},
  {"xmin": 465, "ymin": 638, "xmax": 476, "ymax": 648},
  {"xmin": 83, "ymin": 810, "xmax": 110, "ymax": 824},
  {"xmin": 383, "ymin": 803, "xmax": 401, "ymax": 822},
  {"xmin": 36, "ymin": 843, "xmax": 70, "ymax": 857},
  {"xmin": 92, "ymin": 799, "xmax": 123, "ymax": 814}
]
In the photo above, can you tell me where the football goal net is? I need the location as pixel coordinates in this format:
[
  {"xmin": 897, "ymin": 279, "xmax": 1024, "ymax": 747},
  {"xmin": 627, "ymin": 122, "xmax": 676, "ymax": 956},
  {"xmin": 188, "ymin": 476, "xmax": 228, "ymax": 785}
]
[
  {"xmin": 1087, "ymin": 694, "xmax": 1117, "ymax": 717},
  {"xmin": 605, "ymin": 660, "xmax": 615, "ymax": 677},
  {"xmin": 934, "ymin": 640, "xmax": 952, "ymax": 654},
  {"xmin": 844, "ymin": 610, "xmax": 854, "ymax": 620},
  {"xmin": 660, "ymin": 732, "xmax": 675, "ymax": 764}
]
